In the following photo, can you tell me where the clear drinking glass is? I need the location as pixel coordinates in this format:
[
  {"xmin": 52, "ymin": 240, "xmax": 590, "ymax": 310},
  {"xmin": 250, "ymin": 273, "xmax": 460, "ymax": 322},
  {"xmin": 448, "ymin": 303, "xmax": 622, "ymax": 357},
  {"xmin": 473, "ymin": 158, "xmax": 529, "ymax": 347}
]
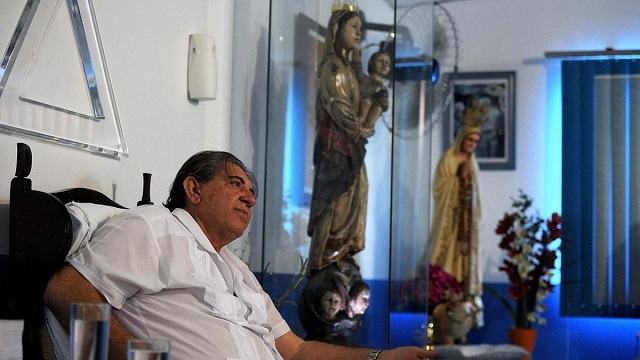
[
  {"xmin": 127, "ymin": 339, "xmax": 170, "ymax": 360},
  {"xmin": 70, "ymin": 303, "xmax": 111, "ymax": 360}
]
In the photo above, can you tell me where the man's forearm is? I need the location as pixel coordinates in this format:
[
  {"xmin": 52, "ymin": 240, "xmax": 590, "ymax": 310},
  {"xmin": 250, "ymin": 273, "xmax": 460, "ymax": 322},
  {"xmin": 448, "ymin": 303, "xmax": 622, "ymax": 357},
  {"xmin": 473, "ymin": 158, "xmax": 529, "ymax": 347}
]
[
  {"xmin": 294, "ymin": 341, "xmax": 372, "ymax": 360},
  {"xmin": 277, "ymin": 331, "xmax": 435, "ymax": 360},
  {"xmin": 44, "ymin": 263, "xmax": 133, "ymax": 359}
]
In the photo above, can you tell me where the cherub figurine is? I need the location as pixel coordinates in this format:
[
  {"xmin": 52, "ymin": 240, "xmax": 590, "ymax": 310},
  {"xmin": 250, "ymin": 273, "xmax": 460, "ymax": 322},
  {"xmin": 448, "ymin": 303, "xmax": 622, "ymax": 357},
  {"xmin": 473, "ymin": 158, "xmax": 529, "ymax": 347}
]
[
  {"xmin": 358, "ymin": 50, "xmax": 391, "ymax": 129},
  {"xmin": 347, "ymin": 280, "xmax": 370, "ymax": 318}
]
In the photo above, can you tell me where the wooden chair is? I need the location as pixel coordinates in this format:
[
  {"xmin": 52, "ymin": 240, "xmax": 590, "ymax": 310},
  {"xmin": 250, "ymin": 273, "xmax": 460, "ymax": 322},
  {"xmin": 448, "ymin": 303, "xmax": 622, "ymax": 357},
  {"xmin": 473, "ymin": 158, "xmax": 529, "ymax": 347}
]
[{"xmin": 8, "ymin": 143, "xmax": 152, "ymax": 359}]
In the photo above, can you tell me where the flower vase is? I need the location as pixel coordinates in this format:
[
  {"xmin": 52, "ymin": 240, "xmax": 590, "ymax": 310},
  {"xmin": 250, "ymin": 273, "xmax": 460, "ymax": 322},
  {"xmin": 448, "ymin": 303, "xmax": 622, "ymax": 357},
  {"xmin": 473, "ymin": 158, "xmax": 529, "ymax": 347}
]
[{"xmin": 508, "ymin": 327, "xmax": 537, "ymax": 359}]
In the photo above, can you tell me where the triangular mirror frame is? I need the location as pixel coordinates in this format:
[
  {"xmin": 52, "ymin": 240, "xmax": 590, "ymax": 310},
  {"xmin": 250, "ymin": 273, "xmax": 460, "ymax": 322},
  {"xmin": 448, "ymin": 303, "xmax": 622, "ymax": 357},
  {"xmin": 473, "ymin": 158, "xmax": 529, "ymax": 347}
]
[{"xmin": 0, "ymin": 0, "xmax": 127, "ymax": 158}]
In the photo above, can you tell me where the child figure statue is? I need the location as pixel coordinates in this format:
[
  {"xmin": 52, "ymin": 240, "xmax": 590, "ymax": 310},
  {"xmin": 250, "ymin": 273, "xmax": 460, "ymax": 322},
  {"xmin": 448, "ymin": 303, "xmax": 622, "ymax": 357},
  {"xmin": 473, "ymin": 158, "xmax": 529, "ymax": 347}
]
[{"xmin": 358, "ymin": 50, "xmax": 391, "ymax": 129}]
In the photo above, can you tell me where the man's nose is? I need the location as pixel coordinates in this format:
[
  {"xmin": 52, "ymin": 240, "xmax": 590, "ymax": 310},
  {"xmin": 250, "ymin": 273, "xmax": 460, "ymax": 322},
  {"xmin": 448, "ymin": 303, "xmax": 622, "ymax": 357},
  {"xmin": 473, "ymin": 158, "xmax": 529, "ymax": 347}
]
[{"xmin": 241, "ymin": 191, "xmax": 256, "ymax": 208}]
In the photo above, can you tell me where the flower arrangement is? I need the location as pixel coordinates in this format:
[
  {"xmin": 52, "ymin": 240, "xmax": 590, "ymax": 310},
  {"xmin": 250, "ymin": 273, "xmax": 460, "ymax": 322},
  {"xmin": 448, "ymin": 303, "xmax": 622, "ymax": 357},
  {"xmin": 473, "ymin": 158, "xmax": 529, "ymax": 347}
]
[
  {"xmin": 393, "ymin": 263, "xmax": 463, "ymax": 313},
  {"xmin": 492, "ymin": 190, "xmax": 562, "ymax": 329},
  {"xmin": 428, "ymin": 263, "xmax": 463, "ymax": 308}
]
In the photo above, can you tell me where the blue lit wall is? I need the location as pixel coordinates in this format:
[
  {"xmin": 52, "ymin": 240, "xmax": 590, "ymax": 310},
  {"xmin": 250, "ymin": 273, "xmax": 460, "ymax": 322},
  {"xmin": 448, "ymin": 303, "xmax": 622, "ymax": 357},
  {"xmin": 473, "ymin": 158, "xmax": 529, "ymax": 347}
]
[
  {"xmin": 266, "ymin": 273, "xmax": 640, "ymax": 359},
  {"xmin": 386, "ymin": 283, "xmax": 640, "ymax": 360},
  {"xmin": 283, "ymin": 73, "xmax": 307, "ymax": 208}
]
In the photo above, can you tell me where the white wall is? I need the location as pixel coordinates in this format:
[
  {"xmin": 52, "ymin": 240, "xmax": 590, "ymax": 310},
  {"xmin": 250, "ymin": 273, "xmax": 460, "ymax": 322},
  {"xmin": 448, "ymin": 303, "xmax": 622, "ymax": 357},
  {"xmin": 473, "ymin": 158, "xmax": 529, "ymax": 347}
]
[
  {"xmin": 0, "ymin": 1, "xmax": 236, "ymax": 354},
  {"xmin": 0, "ymin": 0, "xmax": 233, "ymax": 208}
]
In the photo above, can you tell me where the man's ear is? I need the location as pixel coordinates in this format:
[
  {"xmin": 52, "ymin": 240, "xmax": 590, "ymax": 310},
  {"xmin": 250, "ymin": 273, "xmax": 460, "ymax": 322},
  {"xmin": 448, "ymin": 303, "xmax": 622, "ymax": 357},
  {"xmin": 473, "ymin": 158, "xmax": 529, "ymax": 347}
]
[{"xmin": 183, "ymin": 176, "xmax": 201, "ymax": 205}]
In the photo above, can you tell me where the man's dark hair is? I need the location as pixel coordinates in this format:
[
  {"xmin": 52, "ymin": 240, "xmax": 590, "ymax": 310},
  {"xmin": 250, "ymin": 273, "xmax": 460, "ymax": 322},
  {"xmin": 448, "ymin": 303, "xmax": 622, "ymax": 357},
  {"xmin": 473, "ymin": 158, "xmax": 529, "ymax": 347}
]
[{"xmin": 163, "ymin": 151, "xmax": 258, "ymax": 211}]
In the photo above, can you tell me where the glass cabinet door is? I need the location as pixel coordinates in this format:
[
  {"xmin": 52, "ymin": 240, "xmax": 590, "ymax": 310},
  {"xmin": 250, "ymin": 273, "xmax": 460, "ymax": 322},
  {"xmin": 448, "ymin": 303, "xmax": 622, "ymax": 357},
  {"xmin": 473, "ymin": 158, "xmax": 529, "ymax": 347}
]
[{"xmin": 262, "ymin": 0, "xmax": 436, "ymax": 349}]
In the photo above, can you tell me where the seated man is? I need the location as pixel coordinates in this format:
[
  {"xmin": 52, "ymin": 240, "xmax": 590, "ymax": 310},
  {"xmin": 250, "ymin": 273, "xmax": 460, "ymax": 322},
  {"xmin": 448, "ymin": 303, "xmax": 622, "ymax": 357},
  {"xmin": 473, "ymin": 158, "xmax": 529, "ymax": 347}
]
[{"xmin": 44, "ymin": 150, "xmax": 438, "ymax": 359}]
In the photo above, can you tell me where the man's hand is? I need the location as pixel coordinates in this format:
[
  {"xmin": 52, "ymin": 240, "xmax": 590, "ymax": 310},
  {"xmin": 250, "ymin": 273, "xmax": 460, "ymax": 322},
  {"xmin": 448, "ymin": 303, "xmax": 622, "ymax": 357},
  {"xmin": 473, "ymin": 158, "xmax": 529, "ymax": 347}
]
[
  {"xmin": 276, "ymin": 331, "xmax": 438, "ymax": 360},
  {"xmin": 378, "ymin": 346, "xmax": 439, "ymax": 359}
]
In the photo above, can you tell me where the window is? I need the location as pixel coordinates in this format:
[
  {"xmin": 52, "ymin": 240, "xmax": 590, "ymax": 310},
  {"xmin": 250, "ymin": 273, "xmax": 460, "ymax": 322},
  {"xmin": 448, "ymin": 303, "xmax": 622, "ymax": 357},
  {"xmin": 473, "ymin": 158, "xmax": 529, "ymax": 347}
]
[{"xmin": 561, "ymin": 59, "xmax": 640, "ymax": 318}]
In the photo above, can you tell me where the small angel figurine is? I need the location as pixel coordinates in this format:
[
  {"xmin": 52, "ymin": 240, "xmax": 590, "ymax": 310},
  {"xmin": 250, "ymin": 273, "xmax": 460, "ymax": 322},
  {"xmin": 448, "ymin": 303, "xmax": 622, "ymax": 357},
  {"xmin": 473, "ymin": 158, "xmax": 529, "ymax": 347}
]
[{"xmin": 358, "ymin": 50, "xmax": 391, "ymax": 129}]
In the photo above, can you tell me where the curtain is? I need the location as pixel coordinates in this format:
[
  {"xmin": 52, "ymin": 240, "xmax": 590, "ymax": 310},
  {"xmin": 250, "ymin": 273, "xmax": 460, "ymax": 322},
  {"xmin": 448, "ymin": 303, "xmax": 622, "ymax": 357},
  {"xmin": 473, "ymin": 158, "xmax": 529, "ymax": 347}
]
[{"xmin": 561, "ymin": 59, "xmax": 640, "ymax": 318}]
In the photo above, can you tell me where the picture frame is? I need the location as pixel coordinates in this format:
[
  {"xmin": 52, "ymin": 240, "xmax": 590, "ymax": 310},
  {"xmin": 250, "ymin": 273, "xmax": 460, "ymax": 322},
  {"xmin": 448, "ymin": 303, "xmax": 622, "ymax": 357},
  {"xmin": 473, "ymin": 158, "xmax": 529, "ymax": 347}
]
[{"xmin": 442, "ymin": 71, "xmax": 516, "ymax": 170}]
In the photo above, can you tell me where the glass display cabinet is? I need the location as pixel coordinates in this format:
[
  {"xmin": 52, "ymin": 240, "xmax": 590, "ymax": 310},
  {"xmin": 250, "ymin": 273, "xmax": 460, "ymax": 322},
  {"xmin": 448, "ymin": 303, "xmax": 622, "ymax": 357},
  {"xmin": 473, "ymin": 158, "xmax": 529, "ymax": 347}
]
[{"xmin": 261, "ymin": 0, "xmax": 438, "ymax": 349}]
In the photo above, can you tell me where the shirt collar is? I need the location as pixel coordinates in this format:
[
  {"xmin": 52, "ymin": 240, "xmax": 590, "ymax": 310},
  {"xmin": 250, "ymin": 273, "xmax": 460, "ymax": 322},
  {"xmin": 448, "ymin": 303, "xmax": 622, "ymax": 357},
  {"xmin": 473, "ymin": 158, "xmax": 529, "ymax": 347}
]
[{"xmin": 172, "ymin": 208, "xmax": 217, "ymax": 254}]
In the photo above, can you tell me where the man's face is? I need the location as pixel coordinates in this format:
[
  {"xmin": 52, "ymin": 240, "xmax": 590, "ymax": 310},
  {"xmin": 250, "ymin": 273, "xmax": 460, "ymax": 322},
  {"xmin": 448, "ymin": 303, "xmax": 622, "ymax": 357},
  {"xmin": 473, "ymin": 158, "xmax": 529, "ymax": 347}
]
[
  {"xmin": 339, "ymin": 16, "xmax": 362, "ymax": 51},
  {"xmin": 195, "ymin": 163, "xmax": 256, "ymax": 246}
]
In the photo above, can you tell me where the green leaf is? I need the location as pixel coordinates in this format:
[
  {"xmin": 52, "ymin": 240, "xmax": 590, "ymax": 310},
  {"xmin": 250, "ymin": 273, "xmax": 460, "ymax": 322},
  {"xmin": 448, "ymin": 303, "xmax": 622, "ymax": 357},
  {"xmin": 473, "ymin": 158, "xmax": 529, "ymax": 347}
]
[{"xmin": 484, "ymin": 284, "xmax": 517, "ymax": 325}]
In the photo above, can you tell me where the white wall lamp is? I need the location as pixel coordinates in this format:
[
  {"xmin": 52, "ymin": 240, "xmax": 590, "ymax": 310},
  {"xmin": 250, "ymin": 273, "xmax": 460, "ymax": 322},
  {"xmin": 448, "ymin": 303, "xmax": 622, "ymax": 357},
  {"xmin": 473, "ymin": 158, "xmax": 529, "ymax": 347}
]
[{"xmin": 187, "ymin": 34, "xmax": 217, "ymax": 101}]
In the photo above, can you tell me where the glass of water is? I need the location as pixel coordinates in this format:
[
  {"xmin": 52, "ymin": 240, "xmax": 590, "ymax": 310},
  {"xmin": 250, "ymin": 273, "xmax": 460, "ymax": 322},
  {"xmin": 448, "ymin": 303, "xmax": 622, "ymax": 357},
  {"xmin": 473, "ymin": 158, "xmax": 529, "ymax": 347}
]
[
  {"xmin": 70, "ymin": 302, "xmax": 111, "ymax": 360},
  {"xmin": 127, "ymin": 339, "xmax": 170, "ymax": 360}
]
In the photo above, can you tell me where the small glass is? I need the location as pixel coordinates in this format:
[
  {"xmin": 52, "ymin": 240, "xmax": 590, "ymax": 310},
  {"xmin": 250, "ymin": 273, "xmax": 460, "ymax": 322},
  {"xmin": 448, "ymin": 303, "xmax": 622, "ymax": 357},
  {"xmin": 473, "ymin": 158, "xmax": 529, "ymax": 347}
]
[
  {"xmin": 127, "ymin": 339, "xmax": 170, "ymax": 360},
  {"xmin": 70, "ymin": 303, "xmax": 111, "ymax": 360}
]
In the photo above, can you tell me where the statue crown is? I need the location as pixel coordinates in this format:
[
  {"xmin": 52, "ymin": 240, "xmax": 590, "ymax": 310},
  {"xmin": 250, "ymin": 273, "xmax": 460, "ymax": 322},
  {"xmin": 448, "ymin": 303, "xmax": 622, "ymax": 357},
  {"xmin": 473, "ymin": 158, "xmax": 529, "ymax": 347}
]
[{"xmin": 332, "ymin": 0, "xmax": 358, "ymax": 12}]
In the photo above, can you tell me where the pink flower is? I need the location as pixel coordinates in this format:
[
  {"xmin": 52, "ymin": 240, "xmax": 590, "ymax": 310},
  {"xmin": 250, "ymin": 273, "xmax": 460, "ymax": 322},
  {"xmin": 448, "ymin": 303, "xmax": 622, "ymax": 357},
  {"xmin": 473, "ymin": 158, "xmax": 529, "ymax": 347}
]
[{"xmin": 428, "ymin": 264, "xmax": 463, "ymax": 306}]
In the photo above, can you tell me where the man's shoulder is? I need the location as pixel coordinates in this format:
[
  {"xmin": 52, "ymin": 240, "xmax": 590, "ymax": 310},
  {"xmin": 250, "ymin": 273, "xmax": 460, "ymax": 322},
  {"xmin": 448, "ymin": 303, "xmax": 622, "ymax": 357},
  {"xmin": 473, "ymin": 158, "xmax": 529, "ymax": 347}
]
[
  {"xmin": 118, "ymin": 204, "xmax": 173, "ymax": 224},
  {"xmin": 106, "ymin": 205, "xmax": 190, "ymax": 240}
]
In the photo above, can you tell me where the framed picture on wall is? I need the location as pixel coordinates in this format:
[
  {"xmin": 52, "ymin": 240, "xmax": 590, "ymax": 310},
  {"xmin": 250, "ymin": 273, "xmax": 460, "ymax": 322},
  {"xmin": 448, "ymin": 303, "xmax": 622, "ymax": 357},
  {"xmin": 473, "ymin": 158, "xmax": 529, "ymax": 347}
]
[{"xmin": 442, "ymin": 71, "xmax": 516, "ymax": 170}]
